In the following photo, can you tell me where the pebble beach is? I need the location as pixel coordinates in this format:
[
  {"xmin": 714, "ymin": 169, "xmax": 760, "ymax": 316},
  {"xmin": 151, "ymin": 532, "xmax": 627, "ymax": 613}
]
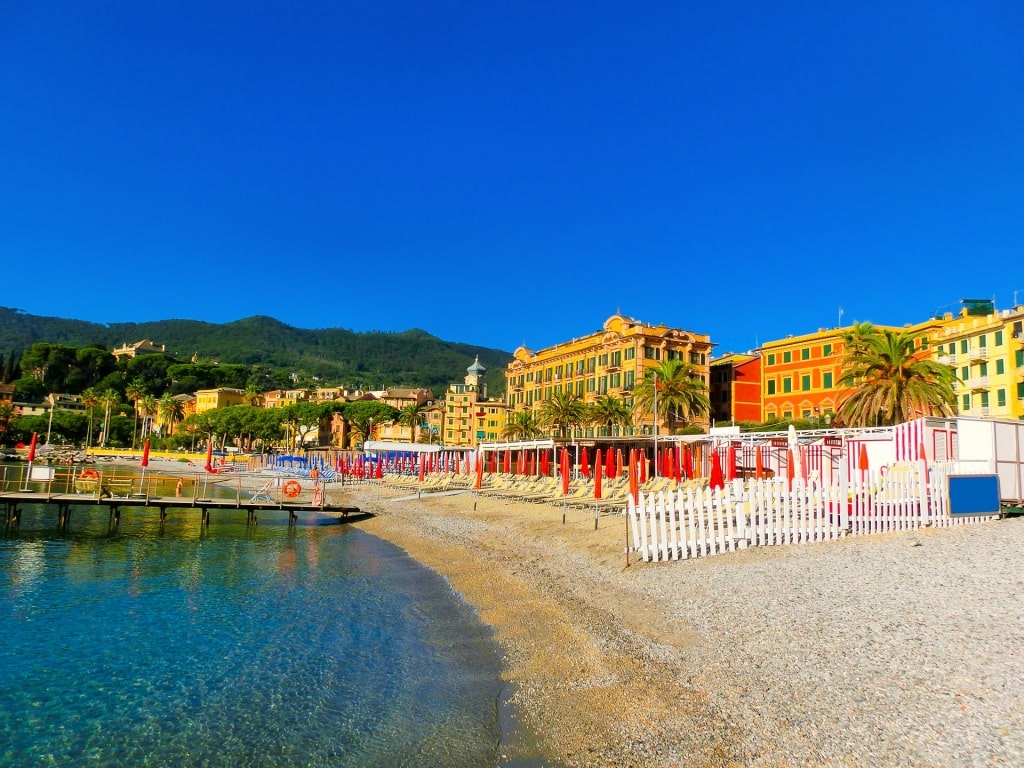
[{"xmin": 329, "ymin": 483, "xmax": 1024, "ymax": 768}]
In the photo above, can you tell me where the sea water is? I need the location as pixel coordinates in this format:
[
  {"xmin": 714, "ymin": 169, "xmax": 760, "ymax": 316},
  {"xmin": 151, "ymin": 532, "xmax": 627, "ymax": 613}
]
[{"xmin": 0, "ymin": 502, "xmax": 518, "ymax": 767}]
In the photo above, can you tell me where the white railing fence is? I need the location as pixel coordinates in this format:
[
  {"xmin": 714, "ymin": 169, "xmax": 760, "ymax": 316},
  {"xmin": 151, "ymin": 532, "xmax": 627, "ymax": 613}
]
[{"xmin": 628, "ymin": 461, "xmax": 998, "ymax": 563}]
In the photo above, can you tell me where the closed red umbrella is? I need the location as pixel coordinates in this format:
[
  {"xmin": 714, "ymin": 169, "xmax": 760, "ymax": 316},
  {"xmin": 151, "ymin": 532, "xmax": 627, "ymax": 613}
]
[
  {"xmin": 755, "ymin": 446, "xmax": 764, "ymax": 480},
  {"xmin": 616, "ymin": 449, "xmax": 624, "ymax": 479},
  {"xmin": 580, "ymin": 448, "xmax": 590, "ymax": 478},
  {"xmin": 594, "ymin": 449, "xmax": 603, "ymax": 499},
  {"xmin": 560, "ymin": 448, "xmax": 570, "ymax": 496},
  {"xmin": 141, "ymin": 439, "xmax": 151, "ymax": 468},
  {"xmin": 489, "ymin": 452, "xmax": 496, "ymax": 474},
  {"xmin": 605, "ymin": 448, "xmax": 614, "ymax": 478},
  {"xmin": 709, "ymin": 451, "xmax": 724, "ymax": 490},
  {"xmin": 502, "ymin": 450, "xmax": 511, "ymax": 474},
  {"xmin": 800, "ymin": 446, "xmax": 808, "ymax": 484},
  {"xmin": 418, "ymin": 454, "xmax": 426, "ymax": 482},
  {"xmin": 204, "ymin": 439, "xmax": 214, "ymax": 473},
  {"xmin": 638, "ymin": 450, "xmax": 647, "ymax": 484},
  {"xmin": 541, "ymin": 451, "xmax": 549, "ymax": 476},
  {"xmin": 26, "ymin": 432, "xmax": 38, "ymax": 463},
  {"xmin": 475, "ymin": 452, "xmax": 483, "ymax": 489},
  {"xmin": 786, "ymin": 448, "xmax": 795, "ymax": 490},
  {"xmin": 858, "ymin": 442, "xmax": 870, "ymax": 475},
  {"xmin": 726, "ymin": 445, "xmax": 736, "ymax": 481},
  {"xmin": 628, "ymin": 450, "xmax": 638, "ymax": 503},
  {"xmin": 683, "ymin": 447, "xmax": 694, "ymax": 480}
]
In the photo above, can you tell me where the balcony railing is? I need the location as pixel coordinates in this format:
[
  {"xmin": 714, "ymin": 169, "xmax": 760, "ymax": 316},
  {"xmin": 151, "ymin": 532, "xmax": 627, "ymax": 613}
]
[
  {"xmin": 969, "ymin": 348, "xmax": 988, "ymax": 361},
  {"xmin": 937, "ymin": 353, "xmax": 957, "ymax": 365},
  {"xmin": 969, "ymin": 376, "xmax": 990, "ymax": 390}
]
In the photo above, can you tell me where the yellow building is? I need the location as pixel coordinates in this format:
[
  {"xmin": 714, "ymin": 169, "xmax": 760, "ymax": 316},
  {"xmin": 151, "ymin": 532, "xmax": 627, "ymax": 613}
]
[
  {"xmin": 505, "ymin": 314, "xmax": 714, "ymax": 437},
  {"xmin": 194, "ymin": 387, "xmax": 247, "ymax": 414},
  {"xmin": 933, "ymin": 303, "xmax": 1024, "ymax": 421},
  {"xmin": 445, "ymin": 357, "xmax": 507, "ymax": 447}
]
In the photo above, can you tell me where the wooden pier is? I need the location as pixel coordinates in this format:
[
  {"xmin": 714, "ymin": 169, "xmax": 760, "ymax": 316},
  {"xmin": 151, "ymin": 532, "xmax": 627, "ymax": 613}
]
[{"xmin": 1, "ymin": 464, "xmax": 365, "ymax": 532}]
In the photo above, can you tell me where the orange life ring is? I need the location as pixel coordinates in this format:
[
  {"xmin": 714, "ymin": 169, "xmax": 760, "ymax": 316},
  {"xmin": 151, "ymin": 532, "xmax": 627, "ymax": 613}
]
[
  {"xmin": 283, "ymin": 480, "xmax": 302, "ymax": 498},
  {"xmin": 79, "ymin": 468, "xmax": 100, "ymax": 480}
]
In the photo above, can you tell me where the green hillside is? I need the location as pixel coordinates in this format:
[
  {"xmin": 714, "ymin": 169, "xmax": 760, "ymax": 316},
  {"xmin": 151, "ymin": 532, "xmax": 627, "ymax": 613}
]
[{"xmin": 0, "ymin": 307, "xmax": 511, "ymax": 392}]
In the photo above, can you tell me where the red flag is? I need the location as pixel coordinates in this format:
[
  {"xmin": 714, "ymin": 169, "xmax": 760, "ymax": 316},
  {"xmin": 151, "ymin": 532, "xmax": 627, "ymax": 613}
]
[{"xmin": 141, "ymin": 439, "xmax": 151, "ymax": 468}]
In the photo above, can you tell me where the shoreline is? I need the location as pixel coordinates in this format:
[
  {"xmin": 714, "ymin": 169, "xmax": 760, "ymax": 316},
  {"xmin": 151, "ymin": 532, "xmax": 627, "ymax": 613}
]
[{"xmin": 332, "ymin": 483, "xmax": 1024, "ymax": 768}]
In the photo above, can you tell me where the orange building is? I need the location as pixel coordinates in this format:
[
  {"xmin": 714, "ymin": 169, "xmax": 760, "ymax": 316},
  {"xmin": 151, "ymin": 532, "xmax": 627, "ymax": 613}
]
[
  {"xmin": 759, "ymin": 320, "xmax": 942, "ymax": 424},
  {"xmin": 709, "ymin": 353, "xmax": 761, "ymax": 425}
]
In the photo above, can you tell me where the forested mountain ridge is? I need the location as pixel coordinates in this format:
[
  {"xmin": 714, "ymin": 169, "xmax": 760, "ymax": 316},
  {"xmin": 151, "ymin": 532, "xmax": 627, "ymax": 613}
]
[{"xmin": 0, "ymin": 307, "xmax": 512, "ymax": 392}]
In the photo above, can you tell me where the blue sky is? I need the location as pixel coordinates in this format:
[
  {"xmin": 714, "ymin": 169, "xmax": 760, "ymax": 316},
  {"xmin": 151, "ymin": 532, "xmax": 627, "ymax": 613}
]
[{"xmin": 3, "ymin": 2, "xmax": 1023, "ymax": 357}]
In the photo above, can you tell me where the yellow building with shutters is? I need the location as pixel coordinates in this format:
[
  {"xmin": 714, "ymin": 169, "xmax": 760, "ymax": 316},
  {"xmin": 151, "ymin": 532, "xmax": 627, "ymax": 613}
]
[
  {"xmin": 933, "ymin": 303, "xmax": 1024, "ymax": 421},
  {"xmin": 504, "ymin": 314, "xmax": 714, "ymax": 437}
]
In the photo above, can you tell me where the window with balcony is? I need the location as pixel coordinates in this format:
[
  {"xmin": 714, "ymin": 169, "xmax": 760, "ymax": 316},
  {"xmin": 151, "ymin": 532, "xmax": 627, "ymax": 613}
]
[
  {"xmin": 979, "ymin": 334, "xmax": 987, "ymax": 348},
  {"xmin": 997, "ymin": 389, "xmax": 1006, "ymax": 407},
  {"xmin": 980, "ymin": 391, "xmax": 990, "ymax": 408}
]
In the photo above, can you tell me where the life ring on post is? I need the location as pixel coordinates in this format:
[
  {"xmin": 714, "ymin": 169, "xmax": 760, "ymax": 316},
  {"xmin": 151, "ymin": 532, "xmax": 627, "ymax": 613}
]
[
  {"xmin": 79, "ymin": 468, "xmax": 100, "ymax": 480},
  {"xmin": 283, "ymin": 480, "xmax": 302, "ymax": 499}
]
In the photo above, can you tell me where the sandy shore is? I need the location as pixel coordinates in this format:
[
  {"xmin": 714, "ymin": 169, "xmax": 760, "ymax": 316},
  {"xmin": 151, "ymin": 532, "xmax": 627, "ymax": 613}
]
[{"xmin": 319, "ymin": 482, "xmax": 1024, "ymax": 768}]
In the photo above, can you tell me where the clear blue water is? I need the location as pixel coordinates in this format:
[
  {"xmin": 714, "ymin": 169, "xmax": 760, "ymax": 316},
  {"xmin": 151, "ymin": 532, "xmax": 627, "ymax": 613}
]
[{"xmin": 0, "ymin": 501, "xmax": 513, "ymax": 767}]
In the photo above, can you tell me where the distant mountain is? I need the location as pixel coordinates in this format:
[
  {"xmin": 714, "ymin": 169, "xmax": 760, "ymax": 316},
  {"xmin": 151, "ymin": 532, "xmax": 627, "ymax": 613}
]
[{"xmin": 0, "ymin": 307, "xmax": 512, "ymax": 392}]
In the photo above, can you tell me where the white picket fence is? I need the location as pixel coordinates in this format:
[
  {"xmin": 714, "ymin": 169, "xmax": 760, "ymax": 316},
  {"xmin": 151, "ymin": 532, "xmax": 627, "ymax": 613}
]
[{"xmin": 628, "ymin": 462, "xmax": 998, "ymax": 563}]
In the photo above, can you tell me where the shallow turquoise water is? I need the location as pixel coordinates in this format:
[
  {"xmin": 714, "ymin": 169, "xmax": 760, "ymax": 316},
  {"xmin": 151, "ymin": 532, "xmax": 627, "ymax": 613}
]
[{"xmin": 0, "ymin": 504, "xmax": 507, "ymax": 767}]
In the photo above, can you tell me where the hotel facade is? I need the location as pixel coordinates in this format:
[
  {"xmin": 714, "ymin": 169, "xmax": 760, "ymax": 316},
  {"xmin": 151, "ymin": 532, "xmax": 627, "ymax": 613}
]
[{"xmin": 505, "ymin": 314, "xmax": 714, "ymax": 438}]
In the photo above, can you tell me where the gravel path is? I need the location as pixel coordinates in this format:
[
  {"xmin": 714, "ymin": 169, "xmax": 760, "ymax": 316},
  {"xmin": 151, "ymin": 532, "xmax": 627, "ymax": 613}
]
[{"xmin": 338, "ymin": 485, "xmax": 1024, "ymax": 767}]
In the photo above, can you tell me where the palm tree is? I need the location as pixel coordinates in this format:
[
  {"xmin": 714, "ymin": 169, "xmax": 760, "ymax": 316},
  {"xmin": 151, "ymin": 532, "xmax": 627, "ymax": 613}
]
[
  {"xmin": 125, "ymin": 379, "xmax": 146, "ymax": 449},
  {"xmin": 836, "ymin": 324, "xmax": 957, "ymax": 427},
  {"xmin": 99, "ymin": 388, "xmax": 119, "ymax": 448},
  {"xmin": 138, "ymin": 394, "xmax": 158, "ymax": 439},
  {"xmin": 157, "ymin": 394, "xmax": 184, "ymax": 438},
  {"xmin": 538, "ymin": 390, "xmax": 587, "ymax": 440},
  {"xmin": 348, "ymin": 414, "xmax": 376, "ymax": 449},
  {"xmin": 502, "ymin": 410, "xmax": 544, "ymax": 441},
  {"xmin": 588, "ymin": 394, "xmax": 632, "ymax": 437},
  {"xmin": 631, "ymin": 358, "xmax": 710, "ymax": 434},
  {"xmin": 243, "ymin": 385, "xmax": 263, "ymax": 407},
  {"xmin": 397, "ymin": 402, "xmax": 426, "ymax": 443},
  {"xmin": 80, "ymin": 387, "xmax": 99, "ymax": 448}
]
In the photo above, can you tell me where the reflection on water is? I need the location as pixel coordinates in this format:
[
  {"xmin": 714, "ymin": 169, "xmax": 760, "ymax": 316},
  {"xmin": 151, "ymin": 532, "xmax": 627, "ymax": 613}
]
[{"xmin": 0, "ymin": 502, "xmax": 506, "ymax": 767}]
